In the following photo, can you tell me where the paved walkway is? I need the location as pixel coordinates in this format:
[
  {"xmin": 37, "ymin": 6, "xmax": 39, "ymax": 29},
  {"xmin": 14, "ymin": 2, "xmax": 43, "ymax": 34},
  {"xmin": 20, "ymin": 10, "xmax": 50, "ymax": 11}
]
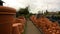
[{"xmin": 25, "ymin": 20, "xmax": 41, "ymax": 34}]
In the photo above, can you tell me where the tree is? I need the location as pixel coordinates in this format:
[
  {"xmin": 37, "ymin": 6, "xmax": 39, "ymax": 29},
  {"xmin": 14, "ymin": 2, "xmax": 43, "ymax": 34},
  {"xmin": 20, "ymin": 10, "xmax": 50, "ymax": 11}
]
[
  {"xmin": 46, "ymin": 10, "xmax": 48, "ymax": 13},
  {"xmin": 16, "ymin": 6, "xmax": 29, "ymax": 18},
  {"xmin": 44, "ymin": 10, "xmax": 49, "ymax": 15},
  {"xmin": 18, "ymin": 6, "xmax": 29, "ymax": 15},
  {"xmin": 0, "ymin": 0, "xmax": 4, "ymax": 6}
]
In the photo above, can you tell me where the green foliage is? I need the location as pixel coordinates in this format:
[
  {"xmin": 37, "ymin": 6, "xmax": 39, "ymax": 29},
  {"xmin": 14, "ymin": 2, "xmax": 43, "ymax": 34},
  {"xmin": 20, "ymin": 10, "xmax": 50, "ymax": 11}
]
[
  {"xmin": 16, "ymin": 7, "xmax": 29, "ymax": 18},
  {"xmin": 16, "ymin": 6, "xmax": 33, "ymax": 18},
  {"xmin": 45, "ymin": 10, "xmax": 48, "ymax": 15},
  {"xmin": 18, "ymin": 7, "xmax": 29, "ymax": 15}
]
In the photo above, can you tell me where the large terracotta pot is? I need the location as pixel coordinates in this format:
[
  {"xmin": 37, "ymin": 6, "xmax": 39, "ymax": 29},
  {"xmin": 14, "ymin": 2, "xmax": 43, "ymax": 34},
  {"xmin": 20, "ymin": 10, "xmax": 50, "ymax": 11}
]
[{"xmin": 0, "ymin": 6, "xmax": 16, "ymax": 34}]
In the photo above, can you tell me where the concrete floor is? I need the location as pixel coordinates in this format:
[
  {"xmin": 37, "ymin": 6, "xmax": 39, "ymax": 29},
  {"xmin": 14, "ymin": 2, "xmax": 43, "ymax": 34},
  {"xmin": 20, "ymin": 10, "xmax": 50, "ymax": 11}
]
[{"xmin": 25, "ymin": 20, "xmax": 41, "ymax": 34}]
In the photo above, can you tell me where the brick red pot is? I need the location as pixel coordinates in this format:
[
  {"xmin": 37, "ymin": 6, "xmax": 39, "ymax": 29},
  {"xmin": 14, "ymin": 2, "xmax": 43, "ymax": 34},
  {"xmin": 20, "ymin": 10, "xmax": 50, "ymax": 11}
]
[
  {"xmin": 12, "ymin": 23, "xmax": 23, "ymax": 34},
  {"xmin": 0, "ymin": 6, "xmax": 16, "ymax": 34},
  {"xmin": 12, "ymin": 26, "xmax": 21, "ymax": 34},
  {"xmin": 16, "ymin": 19, "xmax": 24, "ymax": 33}
]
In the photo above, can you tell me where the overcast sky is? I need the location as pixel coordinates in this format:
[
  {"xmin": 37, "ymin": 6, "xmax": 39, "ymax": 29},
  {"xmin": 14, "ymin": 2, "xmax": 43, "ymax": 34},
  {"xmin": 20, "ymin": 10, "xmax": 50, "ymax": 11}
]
[{"xmin": 2, "ymin": 0, "xmax": 60, "ymax": 13}]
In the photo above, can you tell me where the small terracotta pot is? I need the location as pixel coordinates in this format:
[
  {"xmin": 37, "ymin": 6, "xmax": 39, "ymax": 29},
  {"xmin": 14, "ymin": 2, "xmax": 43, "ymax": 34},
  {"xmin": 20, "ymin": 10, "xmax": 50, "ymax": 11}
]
[
  {"xmin": 12, "ymin": 23, "xmax": 23, "ymax": 34},
  {"xmin": 0, "ymin": 6, "xmax": 16, "ymax": 34},
  {"xmin": 12, "ymin": 26, "xmax": 21, "ymax": 34},
  {"xmin": 16, "ymin": 18, "xmax": 24, "ymax": 33}
]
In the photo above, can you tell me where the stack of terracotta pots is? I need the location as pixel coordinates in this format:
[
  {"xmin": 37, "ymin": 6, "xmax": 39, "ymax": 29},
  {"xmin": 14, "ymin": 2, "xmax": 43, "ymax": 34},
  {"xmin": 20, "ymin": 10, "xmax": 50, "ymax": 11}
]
[
  {"xmin": 12, "ymin": 16, "xmax": 26, "ymax": 34},
  {"xmin": 17, "ymin": 16, "xmax": 26, "ymax": 34},
  {"xmin": 0, "ymin": 6, "xmax": 26, "ymax": 34},
  {"xmin": 0, "ymin": 6, "xmax": 16, "ymax": 34},
  {"xmin": 12, "ymin": 23, "xmax": 22, "ymax": 34},
  {"xmin": 30, "ymin": 15, "xmax": 60, "ymax": 34}
]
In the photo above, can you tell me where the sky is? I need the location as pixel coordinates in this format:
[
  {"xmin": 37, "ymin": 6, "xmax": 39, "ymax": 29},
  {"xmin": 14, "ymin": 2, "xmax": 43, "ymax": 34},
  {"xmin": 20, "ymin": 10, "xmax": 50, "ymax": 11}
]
[{"xmin": 2, "ymin": 0, "xmax": 60, "ymax": 13}]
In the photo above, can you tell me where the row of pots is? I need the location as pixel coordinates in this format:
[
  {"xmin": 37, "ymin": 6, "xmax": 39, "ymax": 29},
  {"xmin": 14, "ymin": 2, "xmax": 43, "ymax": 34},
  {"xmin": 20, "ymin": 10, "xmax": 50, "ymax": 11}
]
[
  {"xmin": 30, "ymin": 15, "xmax": 60, "ymax": 34},
  {"xmin": 12, "ymin": 16, "xmax": 26, "ymax": 34}
]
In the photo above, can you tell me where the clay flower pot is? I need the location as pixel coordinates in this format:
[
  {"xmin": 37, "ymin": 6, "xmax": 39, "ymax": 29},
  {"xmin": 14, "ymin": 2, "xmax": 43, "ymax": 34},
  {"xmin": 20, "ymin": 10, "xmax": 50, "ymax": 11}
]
[
  {"xmin": 12, "ymin": 23, "xmax": 22, "ymax": 34},
  {"xmin": 0, "ymin": 6, "xmax": 16, "ymax": 34}
]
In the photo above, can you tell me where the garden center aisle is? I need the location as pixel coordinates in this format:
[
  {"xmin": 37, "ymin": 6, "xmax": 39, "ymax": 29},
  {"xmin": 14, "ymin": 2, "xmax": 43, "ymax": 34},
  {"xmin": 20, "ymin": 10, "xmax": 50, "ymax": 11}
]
[{"xmin": 25, "ymin": 20, "xmax": 41, "ymax": 34}]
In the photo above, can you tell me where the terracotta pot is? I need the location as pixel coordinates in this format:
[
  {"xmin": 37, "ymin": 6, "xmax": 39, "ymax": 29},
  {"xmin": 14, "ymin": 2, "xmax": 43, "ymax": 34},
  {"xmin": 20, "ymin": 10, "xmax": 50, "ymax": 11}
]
[
  {"xmin": 12, "ymin": 23, "xmax": 23, "ymax": 34},
  {"xmin": 16, "ymin": 19, "xmax": 24, "ymax": 33},
  {"xmin": 0, "ymin": 6, "xmax": 16, "ymax": 34},
  {"xmin": 12, "ymin": 26, "xmax": 21, "ymax": 34}
]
